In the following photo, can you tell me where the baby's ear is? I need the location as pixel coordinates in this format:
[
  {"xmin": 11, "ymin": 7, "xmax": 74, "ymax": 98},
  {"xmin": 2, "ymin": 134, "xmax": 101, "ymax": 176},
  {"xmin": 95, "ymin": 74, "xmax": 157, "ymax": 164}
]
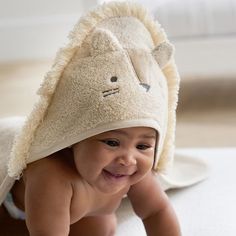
[
  {"xmin": 152, "ymin": 42, "xmax": 174, "ymax": 69},
  {"xmin": 90, "ymin": 28, "xmax": 122, "ymax": 56}
]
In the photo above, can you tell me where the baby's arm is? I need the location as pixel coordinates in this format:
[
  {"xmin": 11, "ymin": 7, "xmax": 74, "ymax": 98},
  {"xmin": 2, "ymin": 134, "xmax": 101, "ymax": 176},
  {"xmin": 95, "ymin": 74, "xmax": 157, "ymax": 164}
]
[
  {"xmin": 24, "ymin": 160, "xmax": 73, "ymax": 236},
  {"xmin": 128, "ymin": 171, "xmax": 181, "ymax": 236}
]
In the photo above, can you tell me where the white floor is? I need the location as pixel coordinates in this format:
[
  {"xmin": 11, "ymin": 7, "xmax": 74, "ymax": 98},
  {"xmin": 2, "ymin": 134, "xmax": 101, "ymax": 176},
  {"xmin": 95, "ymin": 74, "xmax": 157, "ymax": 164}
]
[{"xmin": 116, "ymin": 148, "xmax": 236, "ymax": 236}]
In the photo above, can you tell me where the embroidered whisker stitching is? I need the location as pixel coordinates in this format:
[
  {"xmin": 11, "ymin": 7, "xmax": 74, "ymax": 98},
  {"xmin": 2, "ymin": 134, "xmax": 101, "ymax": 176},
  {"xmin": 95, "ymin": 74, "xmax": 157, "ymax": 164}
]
[{"xmin": 103, "ymin": 88, "xmax": 119, "ymax": 97}]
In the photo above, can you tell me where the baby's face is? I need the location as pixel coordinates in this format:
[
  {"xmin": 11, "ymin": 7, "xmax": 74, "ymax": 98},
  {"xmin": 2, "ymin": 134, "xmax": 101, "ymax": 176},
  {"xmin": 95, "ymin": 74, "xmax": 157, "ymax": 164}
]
[{"xmin": 72, "ymin": 127, "xmax": 156, "ymax": 194}]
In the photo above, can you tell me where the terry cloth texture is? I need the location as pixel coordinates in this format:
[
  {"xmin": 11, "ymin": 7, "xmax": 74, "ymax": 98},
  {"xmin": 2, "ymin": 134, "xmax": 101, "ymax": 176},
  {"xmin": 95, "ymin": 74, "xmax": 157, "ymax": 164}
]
[
  {"xmin": 0, "ymin": 117, "xmax": 25, "ymax": 204},
  {"xmin": 7, "ymin": 2, "xmax": 180, "ymax": 180}
]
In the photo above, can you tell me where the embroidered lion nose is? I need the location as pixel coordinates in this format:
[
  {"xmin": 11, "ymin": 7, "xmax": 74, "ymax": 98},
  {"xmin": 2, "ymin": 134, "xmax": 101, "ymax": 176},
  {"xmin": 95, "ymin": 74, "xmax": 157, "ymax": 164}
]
[{"xmin": 140, "ymin": 83, "xmax": 150, "ymax": 92}]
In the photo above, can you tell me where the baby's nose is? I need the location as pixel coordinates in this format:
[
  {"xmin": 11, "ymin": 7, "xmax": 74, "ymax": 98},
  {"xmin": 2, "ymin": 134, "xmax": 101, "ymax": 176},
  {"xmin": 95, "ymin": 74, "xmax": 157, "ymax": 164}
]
[{"xmin": 117, "ymin": 152, "xmax": 137, "ymax": 166}]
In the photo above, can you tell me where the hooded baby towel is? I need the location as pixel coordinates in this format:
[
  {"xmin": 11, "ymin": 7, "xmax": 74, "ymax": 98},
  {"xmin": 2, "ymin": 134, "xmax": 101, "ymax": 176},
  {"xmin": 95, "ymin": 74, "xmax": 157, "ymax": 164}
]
[{"xmin": 0, "ymin": 2, "xmax": 208, "ymax": 205}]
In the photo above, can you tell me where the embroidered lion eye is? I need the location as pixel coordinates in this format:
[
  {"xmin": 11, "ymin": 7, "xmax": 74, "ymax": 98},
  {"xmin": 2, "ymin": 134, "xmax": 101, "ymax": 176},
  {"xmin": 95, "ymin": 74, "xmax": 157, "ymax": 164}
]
[{"xmin": 110, "ymin": 76, "xmax": 118, "ymax": 82}]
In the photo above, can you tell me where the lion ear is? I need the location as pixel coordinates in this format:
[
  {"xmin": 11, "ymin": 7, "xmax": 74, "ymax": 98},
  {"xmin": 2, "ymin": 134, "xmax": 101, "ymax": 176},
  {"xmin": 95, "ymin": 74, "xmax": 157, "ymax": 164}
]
[
  {"xmin": 152, "ymin": 42, "xmax": 174, "ymax": 69},
  {"xmin": 90, "ymin": 28, "xmax": 123, "ymax": 56}
]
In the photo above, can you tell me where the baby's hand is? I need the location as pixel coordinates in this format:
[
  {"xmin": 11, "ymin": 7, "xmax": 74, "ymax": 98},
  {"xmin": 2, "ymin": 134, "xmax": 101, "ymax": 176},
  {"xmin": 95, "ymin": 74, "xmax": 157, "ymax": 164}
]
[{"xmin": 128, "ymin": 172, "xmax": 181, "ymax": 236}]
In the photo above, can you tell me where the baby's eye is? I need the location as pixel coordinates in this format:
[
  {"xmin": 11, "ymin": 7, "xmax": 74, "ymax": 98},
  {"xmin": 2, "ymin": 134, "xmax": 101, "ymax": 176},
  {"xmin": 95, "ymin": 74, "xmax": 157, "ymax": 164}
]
[
  {"xmin": 101, "ymin": 139, "xmax": 120, "ymax": 147},
  {"xmin": 136, "ymin": 144, "xmax": 151, "ymax": 150}
]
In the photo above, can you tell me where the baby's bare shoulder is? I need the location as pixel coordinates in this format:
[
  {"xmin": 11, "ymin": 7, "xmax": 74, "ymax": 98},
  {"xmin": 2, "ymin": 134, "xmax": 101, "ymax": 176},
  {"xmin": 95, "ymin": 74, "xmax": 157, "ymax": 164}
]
[
  {"xmin": 22, "ymin": 150, "xmax": 91, "ymax": 225},
  {"xmin": 22, "ymin": 152, "xmax": 79, "ymax": 231},
  {"xmin": 23, "ymin": 150, "xmax": 78, "ymax": 191}
]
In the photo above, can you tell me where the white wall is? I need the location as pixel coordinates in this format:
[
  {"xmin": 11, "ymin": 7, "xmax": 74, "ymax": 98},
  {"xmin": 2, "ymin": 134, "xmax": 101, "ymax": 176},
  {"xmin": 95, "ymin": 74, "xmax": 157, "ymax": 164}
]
[
  {"xmin": 0, "ymin": 0, "xmax": 236, "ymax": 78},
  {"xmin": 0, "ymin": 0, "xmax": 97, "ymax": 62}
]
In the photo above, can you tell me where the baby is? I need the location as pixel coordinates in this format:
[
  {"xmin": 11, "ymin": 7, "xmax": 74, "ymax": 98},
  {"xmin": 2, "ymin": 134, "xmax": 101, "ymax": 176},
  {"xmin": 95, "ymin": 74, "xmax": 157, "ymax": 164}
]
[
  {"xmin": 8, "ymin": 126, "xmax": 181, "ymax": 235},
  {"xmin": 0, "ymin": 2, "xmax": 182, "ymax": 235}
]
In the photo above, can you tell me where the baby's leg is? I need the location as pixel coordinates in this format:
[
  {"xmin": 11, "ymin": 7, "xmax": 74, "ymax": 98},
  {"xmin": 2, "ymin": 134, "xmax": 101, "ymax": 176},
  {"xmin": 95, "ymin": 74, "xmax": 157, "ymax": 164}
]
[{"xmin": 69, "ymin": 214, "xmax": 117, "ymax": 236}]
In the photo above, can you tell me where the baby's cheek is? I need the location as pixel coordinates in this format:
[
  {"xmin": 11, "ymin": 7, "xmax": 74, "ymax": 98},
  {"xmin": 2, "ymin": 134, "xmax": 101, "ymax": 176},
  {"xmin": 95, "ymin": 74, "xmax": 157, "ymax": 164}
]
[
  {"xmin": 131, "ymin": 161, "xmax": 152, "ymax": 185},
  {"xmin": 138, "ymin": 158, "xmax": 153, "ymax": 174}
]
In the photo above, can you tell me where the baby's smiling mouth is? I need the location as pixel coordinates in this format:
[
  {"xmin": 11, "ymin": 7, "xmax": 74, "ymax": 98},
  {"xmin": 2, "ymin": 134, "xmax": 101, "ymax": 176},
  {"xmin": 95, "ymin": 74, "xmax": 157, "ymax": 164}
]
[
  {"xmin": 102, "ymin": 169, "xmax": 136, "ymax": 179},
  {"xmin": 103, "ymin": 169, "xmax": 126, "ymax": 179}
]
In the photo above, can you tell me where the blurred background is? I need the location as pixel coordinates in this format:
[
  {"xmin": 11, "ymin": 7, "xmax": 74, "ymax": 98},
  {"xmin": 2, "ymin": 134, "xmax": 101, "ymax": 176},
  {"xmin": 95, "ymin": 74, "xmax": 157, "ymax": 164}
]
[{"xmin": 0, "ymin": 0, "xmax": 236, "ymax": 147}]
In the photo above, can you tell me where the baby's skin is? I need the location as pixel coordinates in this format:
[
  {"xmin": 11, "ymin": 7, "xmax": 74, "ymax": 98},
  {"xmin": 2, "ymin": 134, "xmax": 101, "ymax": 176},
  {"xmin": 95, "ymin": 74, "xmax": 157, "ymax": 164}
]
[{"xmin": 10, "ymin": 127, "xmax": 181, "ymax": 236}]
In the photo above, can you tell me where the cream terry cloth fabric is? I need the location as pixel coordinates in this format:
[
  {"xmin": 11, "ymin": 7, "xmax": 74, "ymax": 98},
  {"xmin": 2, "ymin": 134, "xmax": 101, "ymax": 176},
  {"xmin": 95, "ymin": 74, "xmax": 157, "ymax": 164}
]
[
  {"xmin": 0, "ymin": 2, "xmax": 209, "ymax": 205},
  {"xmin": 9, "ymin": 2, "xmax": 178, "ymax": 178},
  {"xmin": 0, "ymin": 117, "xmax": 25, "ymax": 204}
]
